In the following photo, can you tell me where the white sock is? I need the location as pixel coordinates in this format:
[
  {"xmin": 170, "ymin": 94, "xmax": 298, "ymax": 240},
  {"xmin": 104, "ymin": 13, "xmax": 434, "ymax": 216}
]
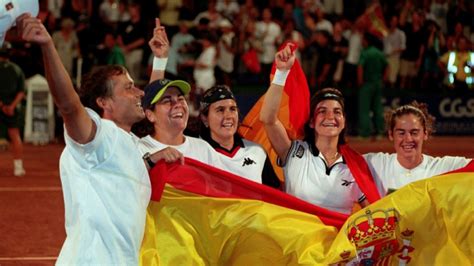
[{"xmin": 14, "ymin": 159, "xmax": 24, "ymax": 169}]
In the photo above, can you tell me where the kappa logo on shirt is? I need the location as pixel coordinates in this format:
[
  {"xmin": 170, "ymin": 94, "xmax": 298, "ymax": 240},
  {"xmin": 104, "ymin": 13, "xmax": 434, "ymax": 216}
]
[
  {"xmin": 341, "ymin": 179, "xmax": 354, "ymax": 186},
  {"xmin": 294, "ymin": 145, "xmax": 305, "ymax": 158},
  {"xmin": 242, "ymin": 157, "xmax": 256, "ymax": 166}
]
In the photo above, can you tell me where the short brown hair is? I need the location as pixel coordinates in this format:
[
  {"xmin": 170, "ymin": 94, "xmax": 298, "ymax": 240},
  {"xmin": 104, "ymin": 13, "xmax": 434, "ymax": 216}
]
[
  {"xmin": 385, "ymin": 101, "xmax": 435, "ymax": 136},
  {"xmin": 78, "ymin": 65, "xmax": 128, "ymax": 116},
  {"xmin": 304, "ymin": 88, "xmax": 347, "ymax": 146}
]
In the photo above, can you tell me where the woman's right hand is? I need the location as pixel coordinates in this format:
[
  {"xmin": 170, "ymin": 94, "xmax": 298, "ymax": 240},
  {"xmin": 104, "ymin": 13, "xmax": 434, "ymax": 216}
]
[
  {"xmin": 275, "ymin": 43, "xmax": 296, "ymax": 71},
  {"xmin": 151, "ymin": 147, "xmax": 184, "ymax": 165}
]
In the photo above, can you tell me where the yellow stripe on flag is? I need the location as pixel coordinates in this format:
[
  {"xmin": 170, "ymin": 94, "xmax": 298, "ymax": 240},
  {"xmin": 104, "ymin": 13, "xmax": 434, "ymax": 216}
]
[
  {"xmin": 140, "ymin": 185, "xmax": 342, "ymax": 265},
  {"xmin": 141, "ymin": 161, "xmax": 474, "ymax": 265}
]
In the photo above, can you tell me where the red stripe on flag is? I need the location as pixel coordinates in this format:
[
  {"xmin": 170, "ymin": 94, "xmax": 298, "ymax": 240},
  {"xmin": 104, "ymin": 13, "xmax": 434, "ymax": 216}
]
[
  {"xmin": 149, "ymin": 158, "xmax": 349, "ymax": 228},
  {"xmin": 339, "ymin": 144, "xmax": 381, "ymax": 203}
]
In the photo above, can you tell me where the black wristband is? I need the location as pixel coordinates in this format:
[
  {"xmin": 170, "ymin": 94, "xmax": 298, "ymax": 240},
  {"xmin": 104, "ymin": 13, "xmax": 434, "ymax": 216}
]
[{"xmin": 142, "ymin": 152, "xmax": 155, "ymax": 168}]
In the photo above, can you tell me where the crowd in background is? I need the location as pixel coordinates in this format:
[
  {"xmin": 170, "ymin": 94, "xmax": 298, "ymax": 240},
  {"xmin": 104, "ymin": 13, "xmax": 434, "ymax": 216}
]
[
  {"xmin": 1, "ymin": 0, "xmax": 473, "ymax": 143},
  {"xmin": 4, "ymin": 0, "xmax": 473, "ymax": 91}
]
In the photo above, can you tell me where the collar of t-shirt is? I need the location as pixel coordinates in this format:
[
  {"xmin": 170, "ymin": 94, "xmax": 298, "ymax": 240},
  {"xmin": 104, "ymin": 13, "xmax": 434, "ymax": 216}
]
[
  {"xmin": 205, "ymin": 133, "xmax": 245, "ymax": 155},
  {"xmin": 308, "ymin": 141, "xmax": 346, "ymax": 164}
]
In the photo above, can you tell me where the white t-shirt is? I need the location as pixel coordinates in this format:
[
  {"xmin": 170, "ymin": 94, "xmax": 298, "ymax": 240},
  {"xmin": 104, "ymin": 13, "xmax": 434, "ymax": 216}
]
[
  {"xmin": 193, "ymin": 46, "xmax": 216, "ymax": 91},
  {"xmin": 282, "ymin": 140, "xmax": 364, "ymax": 214},
  {"xmin": 346, "ymin": 31, "xmax": 362, "ymax": 65},
  {"xmin": 217, "ymin": 32, "xmax": 235, "ymax": 73},
  {"xmin": 56, "ymin": 108, "xmax": 151, "ymax": 265},
  {"xmin": 255, "ymin": 21, "xmax": 281, "ymax": 64},
  {"xmin": 212, "ymin": 139, "xmax": 268, "ymax": 184},
  {"xmin": 364, "ymin": 152, "xmax": 471, "ymax": 196},
  {"xmin": 383, "ymin": 28, "xmax": 406, "ymax": 56},
  {"xmin": 138, "ymin": 135, "xmax": 217, "ymax": 164}
]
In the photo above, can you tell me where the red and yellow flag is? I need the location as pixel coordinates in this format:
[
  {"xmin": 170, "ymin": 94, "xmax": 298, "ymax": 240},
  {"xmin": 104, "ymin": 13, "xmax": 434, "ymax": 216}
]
[
  {"xmin": 357, "ymin": 2, "xmax": 389, "ymax": 39},
  {"xmin": 140, "ymin": 159, "xmax": 473, "ymax": 265},
  {"xmin": 237, "ymin": 43, "xmax": 381, "ymax": 203},
  {"xmin": 238, "ymin": 42, "xmax": 310, "ymax": 182}
]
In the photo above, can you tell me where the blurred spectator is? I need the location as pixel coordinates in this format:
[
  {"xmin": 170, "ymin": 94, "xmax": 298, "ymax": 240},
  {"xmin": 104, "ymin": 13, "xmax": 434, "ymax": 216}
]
[
  {"xmin": 429, "ymin": 0, "xmax": 448, "ymax": 34},
  {"xmin": 357, "ymin": 33, "xmax": 388, "ymax": 139},
  {"xmin": 193, "ymin": 2, "xmax": 223, "ymax": 30},
  {"xmin": 38, "ymin": 0, "xmax": 57, "ymax": 32},
  {"xmin": 193, "ymin": 32, "xmax": 217, "ymax": 96},
  {"xmin": 446, "ymin": 0, "xmax": 470, "ymax": 36},
  {"xmin": 343, "ymin": 19, "xmax": 364, "ymax": 90},
  {"xmin": 99, "ymin": 0, "xmax": 120, "ymax": 29},
  {"xmin": 117, "ymin": 1, "xmax": 131, "ymax": 24},
  {"xmin": 238, "ymin": 20, "xmax": 263, "ymax": 76},
  {"xmin": 216, "ymin": 19, "xmax": 237, "ymax": 87},
  {"xmin": 236, "ymin": 0, "xmax": 257, "ymax": 33},
  {"xmin": 148, "ymin": 21, "xmax": 195, "ymax": 80},
  {"xmin": 383, "ymin": 15, "xmax": 406, "ymax": 88},
  {"xmin": 117, "ymin": 3, "xmax": 146, "ymax": 82},
  {"xmin": 255, "ymin": 8, "xmax": 282, "ymax": 82},
  {"xmin": 332, "ymin": 20, "xmax": 348, "ymax": 86},
  {"xmin": 61, "ymin": 0, "xmax": 92, "ymax": 22},
  {"xmin": 303, "ymin": 0, "xmax": 323, "ymax": 14},
  {"xmin": 438, "ymin": 36, "xmax": 473, "ymax": 90},
  {"xmin": 282, "ymin": 19, "xmax": 305, "ymax": 63},
  {"xmin": 48, "ymin": 0, "xmax": 64, "ymax": 21},
  {"xmin": 52, "ymin": 18, "xmax": 80, "ymax": 79},
  {"xmin": 302, "ymin": 12, "xmax": 320, "ymax": 88},
  {"xmin": 314, "ymin": 6, "xmax": 333, "ymax": 34},
  {"xmin": 399, "ymin": 9, "xmax": 425, "ymax": 89},
  {"xmin": 314, "ymin": 30, "xmax": 335, "ymax": 90},
  {"xmin": 216, "ymin": 0, "xmax": 240, "ymax": 20},
  {"xmin": 158, "ymin": 0, "xmax": 183, "ymax": 37},
  {"xmin": 446, "ymin": 22, "xmax": 467, "ymax": 50},
  {"xmin": 292, "ymin": 0, "xmax": 306, "ymax": 33},
  {"xmin": 103, "ymin": 32, "xmax": 126, "ymax": 66},
  {"xmin": 323, "ymin": 0, "xmax": 344, "ymax": 19},
  {"xmin": 0, "ymin": 44, "xmax": 26, "ymax": 176},
  {"xmin": 421, "ymin": 19, "xmax": 445, "ymax": 90}
]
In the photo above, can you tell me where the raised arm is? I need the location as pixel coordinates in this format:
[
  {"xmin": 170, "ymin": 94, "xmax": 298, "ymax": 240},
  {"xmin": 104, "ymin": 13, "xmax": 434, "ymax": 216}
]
[
  {"xmin": 17, "ymin": 14, "xmax": 95, "ymax": 144},
  {"xmin": 259, "ymin": 44, "xmax": 295, "ymax": 163},
  {"xmin": 149, "ymin": 18, "xmax": 169, "ymax": 82}
]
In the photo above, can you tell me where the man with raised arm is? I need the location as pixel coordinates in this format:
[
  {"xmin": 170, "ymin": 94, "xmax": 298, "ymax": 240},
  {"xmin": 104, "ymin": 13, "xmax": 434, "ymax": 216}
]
[{"xmin": 16, "ymin": 14, "xmax": 171, "ymax": 265}]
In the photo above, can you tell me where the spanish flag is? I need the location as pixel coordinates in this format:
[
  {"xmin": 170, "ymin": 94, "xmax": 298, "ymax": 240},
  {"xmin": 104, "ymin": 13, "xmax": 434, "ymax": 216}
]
[
  {"xmin": 140, "ymin": 159, "xmax": 473, "ymax": 264},
  {"xmin": 357, "ymin": 2, "xmax": 389, "ymax": 39}
]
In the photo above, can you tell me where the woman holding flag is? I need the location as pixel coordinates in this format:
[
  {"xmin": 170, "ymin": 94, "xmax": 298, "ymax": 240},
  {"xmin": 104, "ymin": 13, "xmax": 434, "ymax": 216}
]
[
  {"xmin": 260, "ymin": 44, "xmax": 371, "ymax": 214},
  {"xmin": 364, "ymin": 101, "xmax": 472, "ymax": 196}
]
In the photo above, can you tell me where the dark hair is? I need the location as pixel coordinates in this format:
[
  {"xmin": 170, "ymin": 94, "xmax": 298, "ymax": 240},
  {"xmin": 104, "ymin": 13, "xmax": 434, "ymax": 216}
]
[
  {"xmin": 199, "ymin": 85, "xmax": 241, "ymax": 141},
  {"xmin": 385, "ymin": 101, "xmax": 435, "ymax": 136},
  {"xmin": 78, "ymin": 65, "xmax": 128, "ymax": 116},
  {"xmin": 363, "ymin": 32, "xmax": 383, "ymax": 50},
  {"xmin": 303, "ymin": 88, "xmax": 347, "ymax": 147}
]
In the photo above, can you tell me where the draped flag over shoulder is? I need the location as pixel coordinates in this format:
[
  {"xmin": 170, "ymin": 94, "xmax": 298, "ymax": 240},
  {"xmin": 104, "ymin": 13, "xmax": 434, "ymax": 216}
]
[
  {"xmin": 238, "ymin": 42, "xmax": 381, "ymax": 203},
  {"xmin": 238, "ymin": 41, "xmax": 310, "ymax": 182},
  {"xmin": 140, "ymin": 158, "xmax": 474, "ymax": 265}
]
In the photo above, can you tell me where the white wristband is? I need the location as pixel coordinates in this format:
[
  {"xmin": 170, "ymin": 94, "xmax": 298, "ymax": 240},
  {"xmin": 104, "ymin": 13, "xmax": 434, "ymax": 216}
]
[
  {"xmin": 272, "ymin": 69, "xmax": 290, "ymax": 86},
  {"xmin": 152, "ymin": 57, "xmax": 168, "ymax": 71}
]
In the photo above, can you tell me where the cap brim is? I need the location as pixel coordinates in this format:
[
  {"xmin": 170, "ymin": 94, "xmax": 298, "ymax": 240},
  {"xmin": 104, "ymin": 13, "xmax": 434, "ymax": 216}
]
[{"xmin": 150, "ymin": 80, "xmax": 191, "ymax": 105}]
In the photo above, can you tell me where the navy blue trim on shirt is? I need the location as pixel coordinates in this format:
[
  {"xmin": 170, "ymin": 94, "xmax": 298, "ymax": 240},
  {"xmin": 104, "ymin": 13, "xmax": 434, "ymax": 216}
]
[{"xmin": 308, "ymin": 141, "xmax": 346, "ymax": 175}]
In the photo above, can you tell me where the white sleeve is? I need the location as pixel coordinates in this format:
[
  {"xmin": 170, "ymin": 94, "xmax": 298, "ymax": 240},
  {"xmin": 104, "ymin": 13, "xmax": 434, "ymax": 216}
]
[{"xmin": 64, "ymin": 108, "xmax": 117, "ymax": 167}]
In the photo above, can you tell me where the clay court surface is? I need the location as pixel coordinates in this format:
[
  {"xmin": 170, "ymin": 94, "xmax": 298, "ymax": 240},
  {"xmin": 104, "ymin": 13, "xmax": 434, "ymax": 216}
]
[{"xmin": 0, "ymin": 136, "xmax": 473, "ymax": 265}]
